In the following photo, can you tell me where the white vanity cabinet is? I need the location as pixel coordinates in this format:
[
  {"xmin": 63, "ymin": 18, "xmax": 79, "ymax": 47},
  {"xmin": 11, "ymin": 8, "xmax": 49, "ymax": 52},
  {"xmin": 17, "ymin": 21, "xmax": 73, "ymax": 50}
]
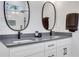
[
  {"xmin": 56, "ymin": 38, "xmax": 72, "ymax": 57},
  {"xmin": 9, "ymin": 43, "xmax": 45, "ymax": 57},
  {"xmin": 8, "ymin": 37, "xmax": 71, "ymax": 57},
  {"xmin": 44, "ymin": 41, "xmax": 57, "ymax": 57}
]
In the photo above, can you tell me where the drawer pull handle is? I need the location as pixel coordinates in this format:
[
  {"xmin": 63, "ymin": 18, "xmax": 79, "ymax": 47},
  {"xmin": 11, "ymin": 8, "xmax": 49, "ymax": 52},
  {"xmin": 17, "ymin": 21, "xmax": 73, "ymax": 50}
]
[
  {"xmin": 48, "ymin": 44, "xmax": 54, "ymax": 47},
  {"xmin": 63, "ymin": 48, "xmax": 67, "ymax": 55}
]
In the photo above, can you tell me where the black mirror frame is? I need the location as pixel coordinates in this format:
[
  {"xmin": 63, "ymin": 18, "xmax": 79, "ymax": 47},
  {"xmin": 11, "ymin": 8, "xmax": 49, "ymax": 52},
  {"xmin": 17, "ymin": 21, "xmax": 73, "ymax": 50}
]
[
  {"xmin": 42, "ymin": 1, "xmax": 56, "ymax": 31},
  {"xmin": 3, "ymin": 1, "xmax": 30, "ymax": 31}
]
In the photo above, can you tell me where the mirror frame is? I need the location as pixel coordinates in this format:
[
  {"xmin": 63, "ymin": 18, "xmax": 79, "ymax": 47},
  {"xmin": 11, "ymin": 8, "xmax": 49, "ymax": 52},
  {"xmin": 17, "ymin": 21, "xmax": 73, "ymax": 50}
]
[
  {"xmin": 42, "ymin": 1, "xmax": 56, "ymax": 31},
  {"xmin": 3, "ymin": 1, "xmax": 30, "ymax": 31}
]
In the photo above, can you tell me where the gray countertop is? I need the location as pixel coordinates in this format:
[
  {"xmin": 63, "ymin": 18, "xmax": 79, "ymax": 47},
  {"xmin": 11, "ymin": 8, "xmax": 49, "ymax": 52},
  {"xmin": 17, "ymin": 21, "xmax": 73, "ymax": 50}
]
[{"xmin": 0, "ymin": 32, "xmax": 72, "ymax": 47}]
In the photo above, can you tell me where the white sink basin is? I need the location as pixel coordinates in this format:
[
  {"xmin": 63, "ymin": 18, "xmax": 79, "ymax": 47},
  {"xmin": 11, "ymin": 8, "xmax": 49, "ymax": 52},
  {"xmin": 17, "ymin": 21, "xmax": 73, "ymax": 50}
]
[
  {"xmin": 12, "ymin": 36, "xmax": 61, "ymax": 44},
  {"xmin": 13, "ymin": 40, "xmax": 34, "ymax": 44},
  {"xmin": 53, "ymin": 36, "xmax": 61, "ymax": 38}
]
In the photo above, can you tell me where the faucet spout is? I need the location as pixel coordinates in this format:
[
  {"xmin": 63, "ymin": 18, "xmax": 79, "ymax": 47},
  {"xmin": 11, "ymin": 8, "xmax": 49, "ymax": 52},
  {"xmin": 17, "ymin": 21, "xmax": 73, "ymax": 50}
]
[{"xmin": 18, "ymin": 31, "xmax": 23, "ymax": 39}]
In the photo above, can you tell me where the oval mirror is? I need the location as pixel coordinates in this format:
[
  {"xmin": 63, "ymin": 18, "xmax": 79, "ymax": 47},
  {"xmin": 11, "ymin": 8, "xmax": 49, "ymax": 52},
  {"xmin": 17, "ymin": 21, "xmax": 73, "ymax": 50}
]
[
  {"xmin": 4, "ymin": 1, "xmax": 30, "ymax": 31},
  {"xmin": 42, "ymin": 1, "xmax": 56, "ymax": 31}
]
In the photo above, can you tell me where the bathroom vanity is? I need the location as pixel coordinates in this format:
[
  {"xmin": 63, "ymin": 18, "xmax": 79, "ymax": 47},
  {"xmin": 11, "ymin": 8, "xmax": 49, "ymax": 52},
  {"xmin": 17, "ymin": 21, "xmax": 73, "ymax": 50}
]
[
  {"xmin": 10, "ymin": 38, "xmax": 71, "ymax": 57},
  {"xmin": 0, "ymin": 1, "xmax": 72, "ymax": 57},
  {"xmin": 0, "ymin": 32, "xmax": 72, "ymax": 57}
]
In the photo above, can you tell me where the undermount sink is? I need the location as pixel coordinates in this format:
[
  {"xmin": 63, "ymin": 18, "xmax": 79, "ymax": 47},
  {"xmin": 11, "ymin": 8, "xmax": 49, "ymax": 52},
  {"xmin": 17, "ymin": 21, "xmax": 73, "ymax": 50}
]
[
  {"xmin": 12, "ymin": 38, "xmax": 42, "ymax": 44},
  {"xmin": 13, "ymin": 40, "xmax": 34, "ymax": 44},
  {"xmin": 12, "ymin": 36, "xmax": 61, "ymax": 44},
  {"xmin": 31, "ymin": 38, "xmax": 42, "ymax": 41},
  {"xmin": 53, "ymin": 36, "xmax": 61, "ymax": 39}
]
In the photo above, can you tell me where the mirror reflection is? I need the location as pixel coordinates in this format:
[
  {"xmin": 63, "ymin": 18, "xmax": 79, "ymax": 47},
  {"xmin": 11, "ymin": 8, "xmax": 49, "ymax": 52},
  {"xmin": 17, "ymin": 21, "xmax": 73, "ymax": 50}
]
[
  {"xmin": 4, "ymin": 1, "xmax": 30, "ymax": 31},
  {"xmin": 42, "ymin": 2, "xmax": 56, "ymax": 31}
]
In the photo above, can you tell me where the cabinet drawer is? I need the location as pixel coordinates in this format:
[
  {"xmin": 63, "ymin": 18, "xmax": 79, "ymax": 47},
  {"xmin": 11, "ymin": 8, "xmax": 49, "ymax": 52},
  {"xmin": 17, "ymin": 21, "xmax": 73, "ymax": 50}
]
[
  {"xmin": 10, "ymin": 43, "xmax": 44, "ymax": 57},
  {"xmin": 45, "ymin": 49, "xmax": 56, "ymax": 57},
  {"xmin": 45, "ymin": 41, "xmax": 56, "ymax": 50}
]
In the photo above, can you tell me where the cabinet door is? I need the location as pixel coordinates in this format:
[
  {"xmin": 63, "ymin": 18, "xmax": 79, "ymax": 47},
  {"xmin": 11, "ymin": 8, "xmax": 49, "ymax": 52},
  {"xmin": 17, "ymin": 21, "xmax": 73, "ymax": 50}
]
[
  {"xmin": 65, "ymin": 38, "xmax": 72, "ymax": 57},
  {"xmin": 65, "ymin": 44, "xmax": 71, "ymax": 57},
  {"xmin": 56, "ymin": 39, "xmax": 67, "ymax": 57},
  {"xmin": 57, "ymin": 44, "xmax": 71, "ymax": 57},
  {"xmin": 56, "ymin": 38, "xmax": 72, "ymax": 57},
  {"xmin": 57, "ymin": 45, "xmax": 66, "ymax": 57},
  {"xmin": 45, "ymin": 49, "xmax": 56, "ymax": 57},
  {"xmin": 10, "ymin": 43, "xmax": 44, "ymax": 57}
]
